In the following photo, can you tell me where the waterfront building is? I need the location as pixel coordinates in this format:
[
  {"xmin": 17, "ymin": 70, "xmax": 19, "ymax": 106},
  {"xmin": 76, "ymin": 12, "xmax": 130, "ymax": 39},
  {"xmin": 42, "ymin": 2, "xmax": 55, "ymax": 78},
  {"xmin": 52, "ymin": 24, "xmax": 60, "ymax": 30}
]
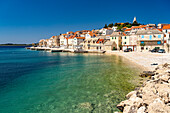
[
  {"xmin": 122, "ymin": 33, "xmax": 137, "ymax": 51},
  {"xmin": 73, "ymin": 37, "xmax": 85, "ymax": 49},
  {"xmin": 53, "ymin": 36, "xmax": 60, "ymax": 47},
  {"xmin": 85, "ymin": 31, "xmax": 97, "ymax": 39},
  {"xmin": 136, "ymin": 29, "xmax": 164, "ymax": 52},
  {"xmin": 67, "ymin": 35, "xmax": 85, "ymax": 49},
  {"xmin": 110, "ymin": 32, "xmax": 123, "ymax": 50},
  {"xmin": 104, "ymin": 41, "xmax": 115, "ymax": 51},
  {"xmin": 46, "ymin": 37, "xmax": 54, "ymax": 48},
  {"xmin": 82, "ymin": 38, "xmax": 99, "ymax": 50},
  {"xmin": 59, "ymin": 34, "xmax": 68, "ymax": 48},
  {"xmin": 39, "ymin": 39, "xmax": 47, "ymax": 47},
  {"xmin": 162, "ymin": 24, "xmax": 170, "ymax": 51},
  {"xmin": 162, "ymin": 24, "xmax": 170, "ymax": 38}
]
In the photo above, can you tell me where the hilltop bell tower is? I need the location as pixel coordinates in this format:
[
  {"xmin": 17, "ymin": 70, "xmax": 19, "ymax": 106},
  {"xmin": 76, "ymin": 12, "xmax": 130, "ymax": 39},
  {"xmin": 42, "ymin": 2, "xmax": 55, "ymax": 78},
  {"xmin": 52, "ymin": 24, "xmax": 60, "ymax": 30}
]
[{"xmin": 133, "ymin": 17, "xmax": 137, "ymax": 22}]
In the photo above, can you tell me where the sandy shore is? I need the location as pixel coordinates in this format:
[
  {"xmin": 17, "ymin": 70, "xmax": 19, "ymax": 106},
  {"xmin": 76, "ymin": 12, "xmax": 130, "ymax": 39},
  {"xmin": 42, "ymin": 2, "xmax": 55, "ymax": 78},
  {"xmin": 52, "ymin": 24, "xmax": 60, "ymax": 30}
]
[{"xmin": 106, "ymin": 51, "xmax": 170, "ymax": 71}]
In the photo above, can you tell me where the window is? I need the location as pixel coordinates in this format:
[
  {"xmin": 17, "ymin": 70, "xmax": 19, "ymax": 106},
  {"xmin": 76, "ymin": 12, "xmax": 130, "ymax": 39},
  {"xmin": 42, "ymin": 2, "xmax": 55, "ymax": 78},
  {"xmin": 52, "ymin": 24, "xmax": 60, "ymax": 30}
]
[
  {"xmin": 158, "ymin": 35, "xmax": 161, "ymax": 38},
  {"xmin": 157, "ymin": 41, "xmax": 161, "ymax": 45},
  {"xmin": 149, "ymin": 35, "xmax": 152, "ymax": 40},
  {"xmin": 166, "ymin": 30, "xmax": 167, "ymax": 33},
  {"xmin": 112, "ymin": 37, "xmax": 113, "ymax": 39},
  {"xmin": 125, "ymin": 36, "xmax": 126, "ymax": 39},
  {"xmin": 124, "ymin": 42, "xmax": 126, "ymax": 44},
  {"xmin": 141, "ymin": 41, "xmax": 144, "ymax": 44},
  {"xmin": 115, "ymin": 37, "xmax": 116, "ymax": 39},
  {"xmin": 141, "ymin": 35, "xmax": 144, "ymax": 38}
]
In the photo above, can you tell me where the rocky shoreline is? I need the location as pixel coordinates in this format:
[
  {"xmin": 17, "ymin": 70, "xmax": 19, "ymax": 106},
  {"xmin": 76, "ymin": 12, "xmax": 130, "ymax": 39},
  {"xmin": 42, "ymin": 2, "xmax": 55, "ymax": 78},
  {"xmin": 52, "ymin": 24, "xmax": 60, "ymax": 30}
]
[{"xmin": 117, "ymin": 63, "xmax": 170, "ymax": 113}]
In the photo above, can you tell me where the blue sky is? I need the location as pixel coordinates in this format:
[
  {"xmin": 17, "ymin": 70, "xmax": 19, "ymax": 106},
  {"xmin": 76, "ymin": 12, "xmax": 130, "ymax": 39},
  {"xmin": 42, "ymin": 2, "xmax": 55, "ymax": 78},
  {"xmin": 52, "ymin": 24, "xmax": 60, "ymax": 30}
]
[{"xmin": 0, "ymin": 0, "xmax": 170, "ymax": 44}]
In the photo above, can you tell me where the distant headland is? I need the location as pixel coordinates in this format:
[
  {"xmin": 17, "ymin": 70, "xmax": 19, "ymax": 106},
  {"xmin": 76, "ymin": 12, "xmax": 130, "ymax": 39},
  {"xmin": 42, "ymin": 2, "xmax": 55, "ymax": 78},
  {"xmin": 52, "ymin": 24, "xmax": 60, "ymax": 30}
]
[{"xmin": 0, "ymin": 43, "xmax": 37, "ymax": 46}]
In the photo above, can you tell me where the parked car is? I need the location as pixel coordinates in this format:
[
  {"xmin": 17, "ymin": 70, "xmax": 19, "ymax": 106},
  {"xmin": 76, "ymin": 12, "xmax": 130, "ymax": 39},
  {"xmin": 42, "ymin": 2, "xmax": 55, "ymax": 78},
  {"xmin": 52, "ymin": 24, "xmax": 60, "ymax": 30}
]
[
  {"xmin": 151, "ymin": 48, "xmax": 159, "ymax": 52},
  {"xmin": 124, "ymin": 48, "xmax": 132, "ymax": 52},
  {"xmin": 158, "ymin": 49, "xmax": 166, "ymax": 53}
]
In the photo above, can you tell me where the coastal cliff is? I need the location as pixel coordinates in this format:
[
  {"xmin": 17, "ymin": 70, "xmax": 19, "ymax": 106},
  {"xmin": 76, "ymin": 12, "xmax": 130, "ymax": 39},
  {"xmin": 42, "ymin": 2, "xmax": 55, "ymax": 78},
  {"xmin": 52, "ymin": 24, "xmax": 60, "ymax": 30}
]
[{"xmin": 117, "ymin": 63, "xmax": 170, "ymax": 113}]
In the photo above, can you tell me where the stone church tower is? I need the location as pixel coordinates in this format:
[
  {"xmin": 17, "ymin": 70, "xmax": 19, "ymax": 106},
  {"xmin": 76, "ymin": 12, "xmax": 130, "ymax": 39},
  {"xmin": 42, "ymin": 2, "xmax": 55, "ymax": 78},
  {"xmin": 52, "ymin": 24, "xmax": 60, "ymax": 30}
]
[{"xmin": 133, "ymin": 17, "xmax": 137, "ymax": 22}]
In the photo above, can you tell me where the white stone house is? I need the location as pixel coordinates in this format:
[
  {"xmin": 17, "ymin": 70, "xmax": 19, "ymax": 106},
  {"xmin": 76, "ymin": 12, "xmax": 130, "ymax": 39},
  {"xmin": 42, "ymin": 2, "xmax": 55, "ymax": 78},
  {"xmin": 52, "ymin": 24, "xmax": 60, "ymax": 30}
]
[
  {"xmin": 99, "ymin": 28, "xmax": 113, "ymax": 36},
  {"xmin": 112, "ymin": 26, "xmax": 117, "ymax": 31},
  {"xmin": 85, "ymin": 32, "xmax": 97, "ymax": 39},
  {"xmin": 122, "ymin": 33, "xmax": 138, "ymax": 51},
  {"xmin": 59, "ymin": 34, "xmax": 67, "ymax": 48},
  {"xmin": 136, "ymin": 29, "xmax": 164, "ymax": 52},
  {"xmin": 162, "ymin": 25, "xmax": 170, "ymax": 43}
]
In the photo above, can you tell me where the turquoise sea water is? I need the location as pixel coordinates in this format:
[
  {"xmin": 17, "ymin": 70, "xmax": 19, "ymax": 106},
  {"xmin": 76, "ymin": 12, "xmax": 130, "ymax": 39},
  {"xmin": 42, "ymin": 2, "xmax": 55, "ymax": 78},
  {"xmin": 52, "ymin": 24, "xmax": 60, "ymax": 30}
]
[{"xmin": 0, "ymin": 46, "xmax": 141, "ymax": 113}]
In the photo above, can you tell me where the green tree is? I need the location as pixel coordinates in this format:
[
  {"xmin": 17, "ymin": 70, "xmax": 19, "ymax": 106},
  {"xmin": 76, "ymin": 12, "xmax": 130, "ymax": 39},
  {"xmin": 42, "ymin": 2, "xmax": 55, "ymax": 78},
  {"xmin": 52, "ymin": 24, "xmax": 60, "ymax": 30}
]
[
  {"xmin": 132, "ymin": 21, "xmax": 141, "ymax": 26},
  {"xmin": 108, "ymin": 23, "xmax": 114, "ymax": 28},
  {"xmin": 104, "ymin": 24, "xmax": 108, "ymax": 28},
  {"xmin": 119, "ymin": 44, "xmax": 123, "ymax": 50},
  {"xmin": 124, "ymin": 22, "xmax": 130, "ymax": 26},
  {"xmin": 117, "ymin": 26, "xmax": 122, "ymax": 30},
  {"xmin": 114, "ymin": 23, "xmax": 118, "ymax": 26},
  {"xmin": 126, "ymin": 24, "xmax": 132, "ymax": 28}
]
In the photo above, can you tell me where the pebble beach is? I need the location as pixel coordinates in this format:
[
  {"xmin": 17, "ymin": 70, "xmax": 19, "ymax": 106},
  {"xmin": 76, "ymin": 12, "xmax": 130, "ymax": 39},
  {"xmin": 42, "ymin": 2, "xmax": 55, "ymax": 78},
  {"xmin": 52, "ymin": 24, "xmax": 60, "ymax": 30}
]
[{"xmin": 106, "ymin": 51, "xmax": 170, "ymax": 71}]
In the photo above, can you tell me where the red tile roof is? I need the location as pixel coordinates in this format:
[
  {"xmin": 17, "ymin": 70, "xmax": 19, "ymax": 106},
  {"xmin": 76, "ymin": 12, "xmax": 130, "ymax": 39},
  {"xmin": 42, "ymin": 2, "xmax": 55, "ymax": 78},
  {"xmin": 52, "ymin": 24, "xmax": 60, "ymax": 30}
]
[
  {"xmin": 88, "ymin": 32, "xmax": 97, "ymax": 37},
  {"xmin": 68, "ymin": 31, "xmax": 74, "ymax": 33},
  {"xmin": 75, "ymin": 37, "xmax": 85, "ymax": 39},
  {"xmin": 131, "ymin": 25, "xmax": 147, "ymax": 29},
  {"xmin": 67, "ymin": 35, "xmax": 76, "ymax": 39},
  {"xmin": 97, "ymin": 39, "xmax": 104, "ymax": 44},
  {"xmin": 125, "ymin": 28, "xmax": 131, "ymax": 31},
  {"xmin": 103, "ymin": 28, "xmax": 113, "ymax": 30},
  {"xmin": 122, "ymin": 33, "xmax": 126, "ymax": 36},
  {"xmin": 163, "ymin": 24, "xmax": 170, "ymax": 29}
]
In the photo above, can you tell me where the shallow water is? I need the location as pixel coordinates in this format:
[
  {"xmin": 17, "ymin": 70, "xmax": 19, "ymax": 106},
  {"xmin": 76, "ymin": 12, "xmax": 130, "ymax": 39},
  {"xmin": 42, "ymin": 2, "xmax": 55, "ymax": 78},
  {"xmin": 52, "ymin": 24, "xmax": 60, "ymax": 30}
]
[{"xmin": 0, "ymin": 47, "xmax": 141, "ymax": 113}]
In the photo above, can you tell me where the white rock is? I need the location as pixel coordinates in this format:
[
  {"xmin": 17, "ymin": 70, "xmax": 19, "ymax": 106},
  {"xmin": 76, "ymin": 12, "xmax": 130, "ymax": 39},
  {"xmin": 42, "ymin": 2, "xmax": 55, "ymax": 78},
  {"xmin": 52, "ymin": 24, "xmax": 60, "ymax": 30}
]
[
  {"xmin": 147, "ymin": 98, "xmax": 170, "ymax": 113},
  {"xmin": 137, "ymin": 106, "xmax": 146, "ymax": 113},
  {"xmin": 126, "ymin": 91, "xmax": 137, "ymax": 99}
]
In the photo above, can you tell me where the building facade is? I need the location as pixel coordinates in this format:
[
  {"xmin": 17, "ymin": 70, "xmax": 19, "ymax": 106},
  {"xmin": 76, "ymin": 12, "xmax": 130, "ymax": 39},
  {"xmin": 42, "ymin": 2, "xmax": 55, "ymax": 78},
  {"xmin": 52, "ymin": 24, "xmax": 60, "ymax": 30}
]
[{"xmin": 136, "ymin": 29, "xmax": 164, "ymax": 52}]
